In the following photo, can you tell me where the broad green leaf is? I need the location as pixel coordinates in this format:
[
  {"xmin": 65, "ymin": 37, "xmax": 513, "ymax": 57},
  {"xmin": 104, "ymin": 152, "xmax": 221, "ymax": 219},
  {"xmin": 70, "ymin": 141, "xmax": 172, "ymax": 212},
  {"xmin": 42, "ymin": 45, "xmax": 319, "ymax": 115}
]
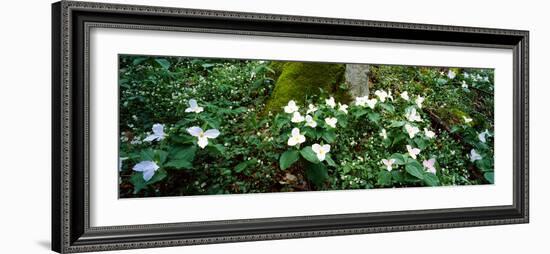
[
  {"xmin": 300, "ymin": 146, "xmax": 320, "ymax": 164},
  {"xmin": 423, "ymin": 173, "xmax": 440, "ymax": 186},
  {"xmin": 164, "ymin": 159, "xmax": 193, "ymax": 170},
  {"xmin": 132, "ymin": 57, "xmax": 147, "ymax": 65},
  {"xmin": 235, "ymin": 159, "xmax": 257, "ymax": 173},
  {"xmin": 405, "ymin": 160, "xmax": 424, "ymax": 179},
  {"xmin": 390, "ymin": 153, "xmax": 406, "ymax": 165},
  {"xmin": 484, "ymin": 172, "xmax": 494, "ymax": 184},
  {"xmin": 392, "ymin": 133, "xmax": 407, "ymax": 146},
  {"xmin": 367, "ymin": 112, "xmax": 380, "ymax": 123},
  {"xmin": 353, "ymin": 108, "xmax": 368, "ymax": 118},
  {"xmin": 130, "ymin": 173, "xmax": 147, "ymax": 194},
  {"xmin": 389, "ymin": 120, "xmax": 406, "ymax": 128},
  {"xmin": 156, "ymin": 150, "xmax": 169, "ymax": 165},
  {"xmin": 207, "ymin": 143, "xmax": 226, "ymax": 155},
  {"xmin": 280, "ymin": 150, "xmax": 300, "ymax": 170},
  {"xmin": 380, "ymin": 103, "xmax": 395, "ymax": 113},
  {"xmin": 155, "ymin": 59, "xmax": 171, "ymax": 69},
  {"xmin": 172, "ymin": 146, "xmax": 197, "ymax": 162},
  {"xmin": 139, "ymin": 148, "xmax": 155, "ymax": 161},
  {"xmin": 306, "ymin": 162, "xmax": 328, "ymax": 187},
  {"xmin": 325, "ymin": 155, "xmax": 337, "ymax": 167},
  {"xmin": 414, "ymin": 138, "xmax": 428, "ymax": 150},
  {"xmin": 377, "ymin": 170, "xmax": 392, "ymax": 186},
  {"xmin": 322, "ymin": 131, "xmax": 336, "ymax": 143}
]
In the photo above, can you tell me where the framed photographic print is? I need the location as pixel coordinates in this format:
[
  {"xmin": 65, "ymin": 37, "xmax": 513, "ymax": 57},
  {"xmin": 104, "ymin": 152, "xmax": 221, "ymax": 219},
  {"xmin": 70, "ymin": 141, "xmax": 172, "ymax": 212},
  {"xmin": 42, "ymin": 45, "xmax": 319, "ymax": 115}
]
[{"xmin": 52, "ymin": 1, "xmax": 529, "ymax": 253}]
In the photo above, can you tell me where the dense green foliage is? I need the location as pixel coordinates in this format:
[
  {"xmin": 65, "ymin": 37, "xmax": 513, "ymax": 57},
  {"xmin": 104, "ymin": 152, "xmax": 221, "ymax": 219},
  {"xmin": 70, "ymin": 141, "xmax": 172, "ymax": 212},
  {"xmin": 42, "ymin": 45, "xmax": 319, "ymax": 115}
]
[{"xmin": 119, "ymin": 55, "xmax": 494, "ymax": 198}]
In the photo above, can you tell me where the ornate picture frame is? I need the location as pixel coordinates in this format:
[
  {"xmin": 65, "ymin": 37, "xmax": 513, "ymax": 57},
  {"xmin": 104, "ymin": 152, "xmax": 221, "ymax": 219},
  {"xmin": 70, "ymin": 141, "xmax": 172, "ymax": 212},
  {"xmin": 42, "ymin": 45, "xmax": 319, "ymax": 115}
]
[{"xmin": 52, "ymin": 1, "xmax": 529, "ymax": 253}]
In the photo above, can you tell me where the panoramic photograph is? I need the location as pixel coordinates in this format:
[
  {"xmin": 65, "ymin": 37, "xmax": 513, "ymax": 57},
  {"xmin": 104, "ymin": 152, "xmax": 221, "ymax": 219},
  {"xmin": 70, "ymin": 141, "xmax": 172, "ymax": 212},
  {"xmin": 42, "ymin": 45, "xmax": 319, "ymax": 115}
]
[{"xmin": 118, "ymin": 55, "xmax": 495, "ymax": 198}]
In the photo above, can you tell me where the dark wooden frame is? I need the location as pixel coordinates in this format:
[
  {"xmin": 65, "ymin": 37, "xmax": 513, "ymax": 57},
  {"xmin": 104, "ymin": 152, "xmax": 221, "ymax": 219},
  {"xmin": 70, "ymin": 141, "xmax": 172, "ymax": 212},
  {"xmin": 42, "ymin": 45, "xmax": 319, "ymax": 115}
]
[{"xmin": 52, "ymin": 1, "xmax": 529, "ymax": 253}]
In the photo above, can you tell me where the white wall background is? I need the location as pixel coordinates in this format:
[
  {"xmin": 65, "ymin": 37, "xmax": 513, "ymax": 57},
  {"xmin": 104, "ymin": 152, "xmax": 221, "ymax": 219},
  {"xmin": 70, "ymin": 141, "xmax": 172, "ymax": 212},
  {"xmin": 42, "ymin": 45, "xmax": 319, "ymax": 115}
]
[{"xmin": 0, "ymin": 0, "xmax": 546, "ymax": 253}]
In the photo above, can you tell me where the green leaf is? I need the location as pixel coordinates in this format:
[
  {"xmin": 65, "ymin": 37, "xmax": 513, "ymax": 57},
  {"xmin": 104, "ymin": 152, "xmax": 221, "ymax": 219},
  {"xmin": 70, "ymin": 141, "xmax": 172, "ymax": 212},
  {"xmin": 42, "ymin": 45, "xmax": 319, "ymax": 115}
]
[
  {"xmin": 280, "ymin": 150, "xmax": 300, "ymax": 170},
  {"xmin": 390, "ymin": 153, "xmax": 406, "ymax": 165},
  {"xmin": 148, "ymin": 168, "xmax": 167, "ymax": 184},
  {"xmin": 130, "ymin": 173, "xmax": 147, "ymax": 194},
  {"xmin": 353, "ymin": 108, "xmax": 368, "ymax": 118},
  {"xmin": 423, "ymin": 173, "xmax": 440, "ymax": 186},
  {"xmin": 154, "ymin": 58, "xmax": 171, "ymax": 69},
  {"xmin": 306, "ymin": 162, "xmax": 328, "ymax": 187},
  {"xmin": 322, "ymin": 131, "xmax": 336, "ymax": 143},
  {"xmin": 389, "ymin": 120, "xmax": 406, "ymax": 128},
  {"xmin": 325, "ymin": 155, "xmax": 337, "ymax": 167},
  {"xmin": 300, "ymin": 146, "xmax": 320, "ymax": 164},
  {"xmin": 164, "ymin": 159, "xmax": 193, "ymax": 170},
  {"xmin": 405, "ymin": 160, "xmax": 424, "ymax": 179},
  {"xmin": 155, "ymin": 150, "xmax": 169, "ymax": 165},
  {"xmin": 140, "ymin": 148, "xmax": 155, "ymax": 161},
  {"xmin": 171, "ymin": 146, "xmax": 197, "ymax": 162},
  {"xmin": 132, "ymin": 57, "xmax": 148, "ymax": 65},
  {"xmin": 380, "ymin": 103, "xmax": 395, "ymax": 113},
  {"xmin": 392, "ymin": 133, "xmax": 407, "ymax": 146},
  {"xmin": 377, "ymin": 170, "xmax": 392, "ymax": 186},
  {"xmin": 207, "ymin": 143, "xmax": 226, "ymax": 155},
  {"xmin": 414, "ymin": 138, "xmax": 428, "ymax": 150},
  {"xmin": 367, "ymin": 112, "xmax": 380, "ymax": 123},
  {"xmin": 484, "ymin": 172, "xmax": 494, "ymax": 184},
  {"xmin": 235, "ymin": 159, "xmax": 257, "ymax": 173}
]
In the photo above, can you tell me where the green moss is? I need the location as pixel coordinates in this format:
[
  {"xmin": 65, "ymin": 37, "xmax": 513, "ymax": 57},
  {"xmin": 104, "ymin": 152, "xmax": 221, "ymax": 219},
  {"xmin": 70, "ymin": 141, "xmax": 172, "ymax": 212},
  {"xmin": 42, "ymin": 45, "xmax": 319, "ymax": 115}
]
[{"xmin": 264, "ymin": 62, "xmax": 347, "ymax": 113}]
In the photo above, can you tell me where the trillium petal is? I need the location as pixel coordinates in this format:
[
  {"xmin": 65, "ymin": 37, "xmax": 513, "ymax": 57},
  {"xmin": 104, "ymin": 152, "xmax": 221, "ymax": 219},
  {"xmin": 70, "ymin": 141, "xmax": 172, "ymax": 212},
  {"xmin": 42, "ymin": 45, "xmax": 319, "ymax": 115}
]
[
  {"xmin": 143, "ymin": 134, "xmax": 159, "ymax": 142},
  {"xmin": 188, "ymin": 99, "xmax": 198, "ymax": 108},
  {"xmin": 187, "ymin": 126, "xmax": 203, "ymax": 137},
  {"xmin": 142, "ymin": 169, "xmax": 155, "ymax": 181},
  {"xmin": 197, "ymin": 136, "xmax": 209, "ymax": 148},
  {"xmin": 204, "ymin": 129, "xmax": 220, "ymax": 139},
  {"xmin": 291, "ymin": 128, "xmax": 301, "ymax": 136},
  {"xmin": 322, "ymin": 144, "xmax": 331, "ymax": 153},
  {"xmin": 152, "ymin": 124, "xmax": 164, "ymax": 135},
  {"xmin": 133, "ymin": 161, "xmax": 159, "ymax": 172},
  {"xmin": 312, "ymin": 144, "xmax": 321, "ymax": 153}
]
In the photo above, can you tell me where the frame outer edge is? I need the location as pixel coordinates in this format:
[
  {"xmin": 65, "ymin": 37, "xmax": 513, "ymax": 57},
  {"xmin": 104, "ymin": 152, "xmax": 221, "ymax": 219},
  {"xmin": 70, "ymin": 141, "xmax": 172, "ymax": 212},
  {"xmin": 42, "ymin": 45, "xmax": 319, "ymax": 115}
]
[{"xmin": 57, "ymin": 1, "xmax": 530, "ymax": 253}]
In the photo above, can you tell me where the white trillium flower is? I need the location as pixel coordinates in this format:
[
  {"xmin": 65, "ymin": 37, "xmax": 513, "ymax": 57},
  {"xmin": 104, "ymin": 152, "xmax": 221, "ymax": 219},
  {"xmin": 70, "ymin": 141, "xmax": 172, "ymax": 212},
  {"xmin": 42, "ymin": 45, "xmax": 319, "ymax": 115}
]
[
  {"xmin": 338, "ymin": 103, "xmax": 348, "ymax": 114},
  {"xmin": 478, "ymin": 129, "xmax": 491, "ymax": 143},
  {"xmin": 400, "ymin": 91, "xmax": 410, "ymax": 101},
  {"xmin": 144, "ymin": 123, "xmax": 166, "ymax": 142},
  {"xmin": 355, "ymin": 96, "xmax": 368, "ymax": 107},
  {"xmin": 305, "ymin": 115, "xmax": 317, "ymax": 128},
  {"xmin": 374, "ymin": 90, "xmax": 388, "ymax": 102},
  {"xmin": 325, "ymin": 97, "xmax": 337, "ymax": 108},
  {"xmin": 133, "ymin": 160, "xmax": 160, "ymax": 181},
  {"xmin": 470, "ymin": 149, "xmax": 482, "ymax": 162},
  {"xmin": 187, "ymin": 126, "xmax": 220, "ymax": 149},
  {"xmin": 406, "ymin": 145, "xmax": 421, "ymax": 159},
  {"xmin": 382, "ymin": 158, "xmax": 396, "ymax": 171},
  {"xmin": 380, "ymin": 129, "xmax": 388, "ymax": 140},
  {"xmin": 405, "ymin": 124, "xmax": 420, "ymax": 139},
  {"xmin": 312, "ymin": 143, "xmax": 331, "ymax": 161},
  {"xmin": 287, "ymin": 128, "xmax": 306, "ymax": 146},
  {"xmin": 366, "ymin": 98, "xmax": 377, "ymax": 109},
  {"xmin": 291, "ymin": 111, "xmax": 305, "ymax": 123},
  {"xmin": 447, "ymin": 70, "xmax": 456, "ymax": 79},
  {"xmin": 325, "ymin": 117, "xmax": 338, "ymax": 128},
  {"xmin": 306, "ymin": 104, "xmax": 318, "ymax": 114},
  {"xmin": 185, "ymin": 99, "xmax": 204, "ymax": 113},
  {"xmin": 461, "ymin": 80, "xmax": 469, "ymax": 89},
  {"xmin": 423, "ymin": 158, "xmax": 437, "ymax": 174},
  {"xmin": 424, "ymin": 128, "xmax": 436, "ymax": 139},
  {"xmin": 284, "ymin": 100, "xmax": 299, "ymax": 113},
  {"xmin": 415, "ymin": 96, "xmax": 425, "ymax": 109},
  {"xmin": 463, "ymin": 116, "xmax": 473, "ymax": 123},
  {"xmin": 405, "ymin": 108, "xmax": 423, "ymax": 122}
]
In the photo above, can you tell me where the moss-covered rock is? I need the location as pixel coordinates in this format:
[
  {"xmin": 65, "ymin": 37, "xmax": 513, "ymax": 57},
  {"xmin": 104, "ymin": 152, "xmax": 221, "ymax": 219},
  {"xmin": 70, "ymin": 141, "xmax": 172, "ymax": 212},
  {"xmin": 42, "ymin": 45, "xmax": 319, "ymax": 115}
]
[{"xmin": 264, "ymin": 62, "xmax": 347, "ymax": 113}]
